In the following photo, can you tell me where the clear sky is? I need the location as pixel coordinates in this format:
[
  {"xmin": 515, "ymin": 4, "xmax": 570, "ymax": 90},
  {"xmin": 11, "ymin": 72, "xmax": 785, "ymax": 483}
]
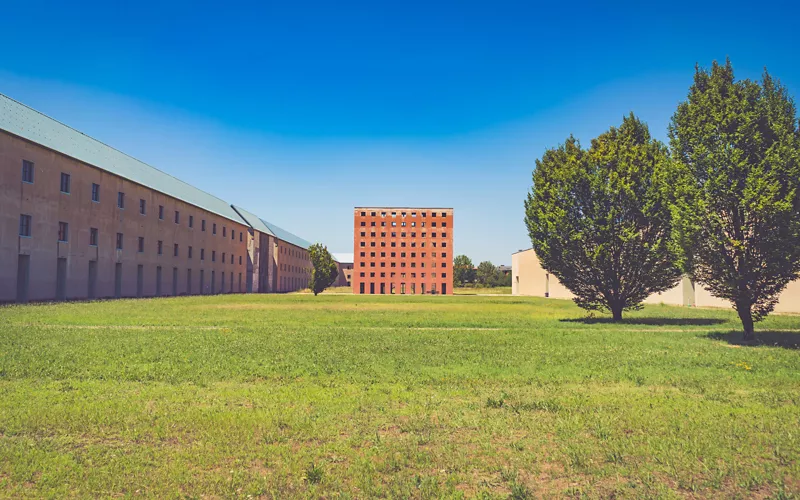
[{"xmin": 2, "ymin": 0, "xmax": 799, "ymax": 264}]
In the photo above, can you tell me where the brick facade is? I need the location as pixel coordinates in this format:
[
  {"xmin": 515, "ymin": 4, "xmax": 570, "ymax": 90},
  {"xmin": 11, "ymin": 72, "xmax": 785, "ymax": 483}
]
[{"xmin": 352, "ymin": 207, "xmax": 453, "ymax": 295}]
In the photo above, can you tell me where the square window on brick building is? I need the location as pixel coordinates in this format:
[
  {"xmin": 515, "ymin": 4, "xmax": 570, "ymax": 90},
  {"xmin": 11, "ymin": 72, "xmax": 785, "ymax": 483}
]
[
  {"xmin": 19, "ymin": 214, "xmax": 32, "ymax": 237},
  {"xmin": 138, "ymin": 237, "xmax": 145, "ymax": 252},
  {"xmin": 360, "ymin": 231, "xmax": 366, "ymax": 237},
  {"xmin": 360, "ymin": 272, "xmax": 365, "ymax": 277},
  {"xmin": 92, "ymin": 183, "xmax": 100, "ymax": 202},
  {"xmin": 60, "ymin": 173, "xmax": 71, "ymax": 193},
  {"xmin": 360, "ymin": 262, "xmax": 365, "ymax": 267},
  {"xmin": 22, "ymin": 160, "xmax": 34, "ymax": 183},
  {"xmin": 90, "ymin": 228, "xmax": 98, "ymax": 246},
  {"xmin": 370, "ymin": 272, "xmax": 375, "ymax": 277},
  {"xmin": 380, "ymin": 272, "xmax": 386, "ymax": 278},
  {"xmin": 360, "ymin": 241, "xmax": 366, "ymax": 247},
  {"xmin": 58, "ymin": 221, "xmax": 69, "ymax": 242},
  {"xmin": 442, "ymin": 222, "xmax": 447, "ymax": 227}
]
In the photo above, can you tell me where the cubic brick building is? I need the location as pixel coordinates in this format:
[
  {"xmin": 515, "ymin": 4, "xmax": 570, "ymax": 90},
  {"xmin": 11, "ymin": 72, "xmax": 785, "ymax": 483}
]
[
  {"xmin": 352, "ymin": 207, "xmax": 453, "ymax": 295},
  {"xmin": 1, "ymin": 93, "xmax": 313, "ymax": 303}
]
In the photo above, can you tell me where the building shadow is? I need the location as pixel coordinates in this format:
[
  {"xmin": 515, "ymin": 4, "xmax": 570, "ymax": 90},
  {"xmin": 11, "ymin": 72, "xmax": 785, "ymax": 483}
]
[
  {"xmin": 560, "ymin": 317, "xmax": 727, "ymax": 326},
  {"xmin": 704, "ymin": 330, "xmax": 800, "ymax": 350}
]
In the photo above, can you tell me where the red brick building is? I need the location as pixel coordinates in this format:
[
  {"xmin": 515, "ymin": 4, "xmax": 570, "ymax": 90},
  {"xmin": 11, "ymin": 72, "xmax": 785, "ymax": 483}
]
[{"xmin": 352, "ymin": 207, "xmax": 453, "ymax": 295}]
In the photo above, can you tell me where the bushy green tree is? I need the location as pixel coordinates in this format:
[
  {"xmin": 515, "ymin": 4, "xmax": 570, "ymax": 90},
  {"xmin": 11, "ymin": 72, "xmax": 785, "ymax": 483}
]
[
  {"xmin": 308, "ymin": 243, "xmax": 338, "ymax": 296},
  {"xmin": 476, "ymin": 261, "xmax": 497, "ymax": 286},
  {"xmin": 453, "ymin": 255, "xmax": 476, "ymax": 286},
  {"xmin": 525, "ymin": 114, "xmax": 682, "ymax": 320},
  {"xmin": 669, "ymin": 60, "xmax": 800, "ymax": 339}
]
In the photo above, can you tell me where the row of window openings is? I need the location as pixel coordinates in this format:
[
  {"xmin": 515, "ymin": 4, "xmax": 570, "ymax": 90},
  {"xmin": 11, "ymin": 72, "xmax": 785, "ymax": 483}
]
[
  {"xmin": 23, "ymin": 164, "xmax": 242, "ymax": 241},
  {"xmin": 280, "ymin": 276, "xmax": 308, "ymax": 290},
  {"xmin": 360, "ymin": 251, "xmax": 447, "ymax": 259},
  {"xmin": 21, "ymin": 216, "xmax": 242, "ymax": 265},
  {"xmin": 359, "ymin": 272, "xmax": 447, "ymax": 279},
  {"xmin": 360, "ymin": 241, "xmax": 446, "ymax": 248},
  {"xmin": 359, "ymin": 210, "xmax": 447, "ymax": 218},
  {"xmin": 361, "ymin": 261, "xmax": 446, "ymax": 269},
  {"xmin": 360, "ymin": 231, "xmax": 448, "ymax": 238},
  {"xmin": 280, "ymin": 263, "xmax": 310, "ymax": 274},
  {"xmin": 280, "ymin": 246, "xmax": 308, "ymax": 261},
  {"xmin": 358, "ymin": 283, "xmax": 448, "ymax": 295},
  {"xmin": 360, "ymin": 221, "xmax": 447, "ymax": 228}
]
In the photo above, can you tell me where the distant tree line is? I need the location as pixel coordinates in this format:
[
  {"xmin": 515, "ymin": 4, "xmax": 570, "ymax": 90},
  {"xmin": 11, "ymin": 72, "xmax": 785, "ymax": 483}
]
[
  {"xmin": 524, "ymin": 59, "xmax": 800, "ymax": 339},
  {"xmin": 453, "ymin": 255, "xmax": 512, "ymax": 287}
]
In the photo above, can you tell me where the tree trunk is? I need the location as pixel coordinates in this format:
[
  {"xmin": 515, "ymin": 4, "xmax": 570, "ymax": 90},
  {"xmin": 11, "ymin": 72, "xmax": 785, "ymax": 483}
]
[
  {"xmin": 736, "ymin": 302, "xmax": 755, "ymax": 341},
  {"xmin": 611, "ymin": 303, "xmax": 623, "ymax": 321}
]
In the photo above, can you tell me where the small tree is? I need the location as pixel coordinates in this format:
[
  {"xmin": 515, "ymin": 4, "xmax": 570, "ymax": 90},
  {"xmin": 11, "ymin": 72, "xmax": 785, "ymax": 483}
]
[
  {"xmin": 525, "ymin": 114, "xmax": 682, "ymax": 320},
  {"xmin": 476, "ymin": 261, "xmax": 497, "ymax": 286},
  {"xmin": 309, "ymin": 243, "xmax": 338, "ymax": 296},
  {"xmin": 453, "ymin": 255, "xmax": 476, "ymax": 286},
  {"xmin": 669, "ymin": 60, "xmax": 800, "ymax": 339}
]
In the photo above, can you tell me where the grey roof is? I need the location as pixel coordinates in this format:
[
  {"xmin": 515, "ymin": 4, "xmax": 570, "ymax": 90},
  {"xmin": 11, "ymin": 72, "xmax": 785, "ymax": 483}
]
[
  {"xmin": 0, "ymin": 93, "xmax": 245, "ymax": 224},
  {"xmin": 260, "ymin": 218, "xmax": 313, "ymax": 250},
  {"xmin": 231, "ymin": 205, "xmax": 275, "ymax": 236}
]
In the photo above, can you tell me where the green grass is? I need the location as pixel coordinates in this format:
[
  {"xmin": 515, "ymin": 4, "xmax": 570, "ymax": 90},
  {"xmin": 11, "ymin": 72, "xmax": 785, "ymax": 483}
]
[
  {"xmin": 454, "ymin": 286, "xmax": 512, "ymax": 295},
  {"xmin": 0, "ymin": 294, "xmax": 798, "ymax": 498}
]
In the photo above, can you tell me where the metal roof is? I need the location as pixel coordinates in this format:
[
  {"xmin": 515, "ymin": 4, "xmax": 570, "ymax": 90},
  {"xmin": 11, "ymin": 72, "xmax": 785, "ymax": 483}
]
[
  {"xmin": 260, "ymin": 218, "xmax": 313, "ymax": 250},
  {"xmin": 231, "ymin": 205, "xmax": 275, "ymax": 237},
  {"xmin": 0, "ymin": 93, "xmax": 245, "ymax": 224}
]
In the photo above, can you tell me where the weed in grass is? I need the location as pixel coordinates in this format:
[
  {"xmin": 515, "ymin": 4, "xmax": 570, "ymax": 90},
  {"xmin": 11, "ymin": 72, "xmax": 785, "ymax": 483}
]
[
  {"xmin": 304, "ymin": 462, "xmax": 324, "ymax": 484},
  {"xmin": 509, "ymin": 481, "xmax": 533, "ymax": 499}
]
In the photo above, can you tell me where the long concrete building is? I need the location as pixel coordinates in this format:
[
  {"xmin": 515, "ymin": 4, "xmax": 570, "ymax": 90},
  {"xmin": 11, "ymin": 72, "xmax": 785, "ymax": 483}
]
[
  {"xmin": 511, "ymin": 248, "xmax": 800, "ymax": 314},
  {"xmin": 1, "ymin": 93, "xmax": 313, "ymax": 303}
]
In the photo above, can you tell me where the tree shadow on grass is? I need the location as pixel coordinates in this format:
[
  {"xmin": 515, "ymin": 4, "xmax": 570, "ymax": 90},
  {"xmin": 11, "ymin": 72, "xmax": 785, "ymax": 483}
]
[
  {"xmin": 560, "ymin": 317, "xmax": 727, "ymax": 326},
  {"xmin": 704, "ymin": 331, "xmax": 800, "ymax": 350}
]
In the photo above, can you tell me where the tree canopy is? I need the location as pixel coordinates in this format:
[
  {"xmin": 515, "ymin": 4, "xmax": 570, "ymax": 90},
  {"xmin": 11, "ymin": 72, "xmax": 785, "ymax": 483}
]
[
  {"xmin": 308, "ymin": 243, "xmax": 339, "ymax": 296},
  {"xmin": 525, "ymin": 114, "xmax": 682, "ymax": 320},
  {"xmin": 668, "ymin": 60, "xmax": 800, "ymax": 338},
  {"xmin": 453, "ymin": 255, "xmax": 476, "ymax": 286},
  {"xmin": 475, "ymin": 261, "xmax": 498, "ymax": 286}
]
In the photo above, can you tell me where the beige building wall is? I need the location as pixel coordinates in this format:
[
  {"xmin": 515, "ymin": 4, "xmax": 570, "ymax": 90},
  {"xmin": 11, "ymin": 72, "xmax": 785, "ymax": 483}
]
[
  {"xmin": 512, "ymin": 248, "xmax": 800, "ymax": 314},
  {"xmin": 1, "ymin": 130, "xmax": 249, "ymax": 302}
]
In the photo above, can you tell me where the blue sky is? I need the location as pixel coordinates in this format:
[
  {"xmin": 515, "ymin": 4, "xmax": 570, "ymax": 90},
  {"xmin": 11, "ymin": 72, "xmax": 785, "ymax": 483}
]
[{"xmin": 2, "ymin": 0, "xmax": 799, "ymax": 263}]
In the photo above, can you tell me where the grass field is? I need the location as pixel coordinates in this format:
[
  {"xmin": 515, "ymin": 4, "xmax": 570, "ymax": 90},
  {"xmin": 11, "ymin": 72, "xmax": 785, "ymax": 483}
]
[{"xmin": 1, "ymin": 295, "xmax": 799, "ymax": 498}]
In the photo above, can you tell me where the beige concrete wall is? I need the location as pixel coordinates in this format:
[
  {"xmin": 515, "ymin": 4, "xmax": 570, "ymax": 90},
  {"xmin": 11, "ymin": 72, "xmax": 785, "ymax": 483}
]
[
  {"xmin": 511, "ymin": 248, "xmax": 800, "ymax": 314},
  {"xmin": 1, "ymin": 130, "xmax": 249, "ymax": 302}
]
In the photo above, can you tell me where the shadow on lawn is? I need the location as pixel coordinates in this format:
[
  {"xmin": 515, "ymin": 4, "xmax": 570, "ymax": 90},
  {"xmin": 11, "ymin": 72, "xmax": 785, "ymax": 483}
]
[
  {"xmin": 704, "ymin": 331, "xmax": 800, "ymax": 350},
  {"xmin": 560, "ymin": 317, "xmax": 726, "ymax": 326}
]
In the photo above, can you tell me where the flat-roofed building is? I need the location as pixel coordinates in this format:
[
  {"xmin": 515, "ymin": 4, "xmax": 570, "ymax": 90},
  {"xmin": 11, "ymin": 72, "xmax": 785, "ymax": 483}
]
[
  {"xmin": 511, "ymin": 248, "xmax": 800, "ymax": 313},
  {"xmin": 352, "ymin": 207, "xmax": 453, "ymax": 295},
  {"xmin": 332, "ymin": 252, "xmax": 354, "ymax": 287}
]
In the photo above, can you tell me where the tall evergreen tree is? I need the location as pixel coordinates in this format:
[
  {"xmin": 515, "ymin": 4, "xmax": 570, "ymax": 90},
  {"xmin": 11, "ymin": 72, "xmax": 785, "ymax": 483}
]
[
  {"xmin": 669, "ymin": 60, "xmax": 800, "ymax": 339},
  {"xmin": 525, "ymin": 114, "xmax": 681, "ymax": 320}
]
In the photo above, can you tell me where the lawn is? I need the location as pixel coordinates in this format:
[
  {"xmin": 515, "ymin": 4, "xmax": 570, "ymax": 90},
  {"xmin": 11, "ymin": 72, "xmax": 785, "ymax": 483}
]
[{"xmin": 0, "ymin": 295, "xmax": 798, "ymax": 498}]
